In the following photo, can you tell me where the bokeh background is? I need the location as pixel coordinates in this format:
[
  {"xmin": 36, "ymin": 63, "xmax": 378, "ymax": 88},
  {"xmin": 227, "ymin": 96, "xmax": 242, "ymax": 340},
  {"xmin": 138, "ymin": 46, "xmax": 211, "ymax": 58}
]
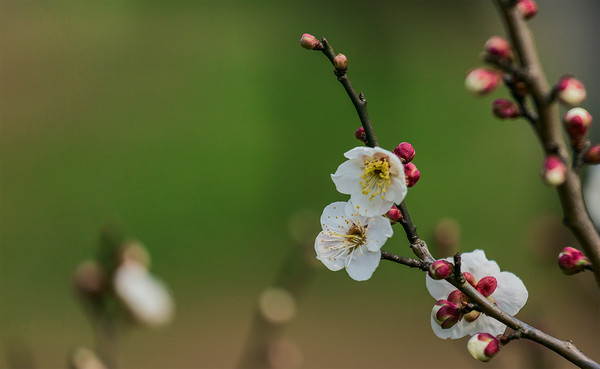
[{"xmin": 1, "ymin": 1, "xmax": 599, "ymax": 368}]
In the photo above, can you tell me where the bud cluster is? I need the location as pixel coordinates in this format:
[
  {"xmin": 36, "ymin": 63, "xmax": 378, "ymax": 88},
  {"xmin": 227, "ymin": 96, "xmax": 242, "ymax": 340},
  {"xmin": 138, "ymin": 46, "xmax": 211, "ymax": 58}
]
[{"xmin": 392, "ymin": 142, "xmax": 421, "ymax": 188}]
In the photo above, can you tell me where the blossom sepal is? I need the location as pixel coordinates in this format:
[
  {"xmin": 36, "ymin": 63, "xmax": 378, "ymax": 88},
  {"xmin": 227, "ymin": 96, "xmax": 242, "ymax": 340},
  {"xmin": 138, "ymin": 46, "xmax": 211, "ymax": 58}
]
[{"xmin": 467, "ymin": 333, "xmax": 500, "ymax": 362}]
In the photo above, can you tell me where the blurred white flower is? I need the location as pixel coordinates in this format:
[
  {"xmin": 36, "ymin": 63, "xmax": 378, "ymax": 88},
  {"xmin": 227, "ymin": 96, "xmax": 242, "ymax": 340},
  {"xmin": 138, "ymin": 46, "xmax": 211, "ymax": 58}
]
[
  {"xmin": 331, "ymin": 147, "xmax": 407, "ymax": 216},
  {"xmin": 426, "ymin": 250, "xmax": 528, "ymax": 339},
  {"xmin": 114, "ymin": 261, "xmax": 174, "ymax": 327},
  {"xmin": 315, "ymin": 201, "xmax": 393, "ymax": 281}
]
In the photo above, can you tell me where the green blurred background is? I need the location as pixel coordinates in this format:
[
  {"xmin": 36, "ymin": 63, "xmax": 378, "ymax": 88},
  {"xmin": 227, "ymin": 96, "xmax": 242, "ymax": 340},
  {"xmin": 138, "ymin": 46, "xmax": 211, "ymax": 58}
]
[{"xmin": 1, "ymin": 1, "xmax": 598, "ymax": 368}]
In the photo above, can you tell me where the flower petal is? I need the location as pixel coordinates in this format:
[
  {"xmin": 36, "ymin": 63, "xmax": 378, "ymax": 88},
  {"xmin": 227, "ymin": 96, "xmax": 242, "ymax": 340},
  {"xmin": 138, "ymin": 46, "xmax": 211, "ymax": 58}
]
[
  {"xmin": 345, "ymin": 246, "xmax": 381, "ymax": 281},
  {"xmin": 364, "ymin": 215, "xmax": 393, "ymax": 252},
  {"xmin": 314, "ymin": 232, "xmax": 347, "ymax": 271},
  {"xmin": 385, "ymin": 174, "xmax": 408, "ymax": 205},
  {"xmin": 331, "ymin": 160, "xmax": 363, "ymax": 195},
  {"xmin": 430, "ymin": 316, "xmax": 470, "ymax": 339},
  {"xmin": 492, "ymin": 271, "xmax": 528, "ymax": 315},
  {"xmin": 320, "ymin": 201, "xmax": 352, "ymax": 231},
  {"xmin": 467, "ymin": 314, "xmax": 507, "ymax": 337},
  {"xmin": 460, "ymin": 250, "xmax": 501, "ymax": 279},
  {"xmin": 425, "ymin": 276, "xmax": 456, "ymax": 301}
]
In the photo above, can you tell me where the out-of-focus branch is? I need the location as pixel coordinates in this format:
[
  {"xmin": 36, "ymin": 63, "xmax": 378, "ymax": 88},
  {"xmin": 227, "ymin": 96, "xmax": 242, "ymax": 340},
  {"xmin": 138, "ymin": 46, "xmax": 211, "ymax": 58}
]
[{"xmin": 494, "ymin": 0, "xmax": 600, "ymax": 287}]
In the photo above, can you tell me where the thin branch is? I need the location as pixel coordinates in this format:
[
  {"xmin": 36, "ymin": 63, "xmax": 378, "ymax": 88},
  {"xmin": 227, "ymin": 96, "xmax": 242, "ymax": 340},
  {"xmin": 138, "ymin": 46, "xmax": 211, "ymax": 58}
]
[
  {"xmin": 494, "ymin": 0, "xmax": 600, "ymax": 287},
  {"xmin": 381, "ymin": 250, "xmax": 429, "ymax": 270}
]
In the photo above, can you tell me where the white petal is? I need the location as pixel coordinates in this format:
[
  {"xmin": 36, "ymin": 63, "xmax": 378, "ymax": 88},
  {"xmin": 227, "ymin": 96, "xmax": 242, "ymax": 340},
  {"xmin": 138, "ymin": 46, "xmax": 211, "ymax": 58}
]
[
  {"xmin": 492, "ymin": 271, "xmax": 528, "ymax": 315},
  {"xmin": 320, "ymin": 201, "xmax": 352, "ymax": 231},
  {"xmin": 364, "ymin": 215, "xmax": 393, "ymax": 252},
  {"xmin": 468, "ymin": 314, "xmax": 507, "ymax": 337},
  {"xmin": 460, "ymin": 250, "xmax": 500, "ymax": 279},
  {"xmin": 350, "ymin": 193, "xmax": 394, "ymax": 216},
  {"xmin": 343, "ymin": 146, "xmax": 375, "ymax": 160},
  {"xmin": 430, "ymin": 316, "xmax": 470, "ymax": 339},
  {"xmin": 385, "ymin": 175, "xmax": 408, "ymax": 205},
  {"xmin": 331, "ymin": 160, "xmax": 363, "ymax": 195},
  {"xmin": 345, "ymin": 246, "xmax": 381, "ymax": 281},
  {"xmin": 425, "ymin": 276, "xmax": 456, "ymax": 301},
  {"xmin": 314, "ymin": 232, "xmax": 347, "ymax": 271}
]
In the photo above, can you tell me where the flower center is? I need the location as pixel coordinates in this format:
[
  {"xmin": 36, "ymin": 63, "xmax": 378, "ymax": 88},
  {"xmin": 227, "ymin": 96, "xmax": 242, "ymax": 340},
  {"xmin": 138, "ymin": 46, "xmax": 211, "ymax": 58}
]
[
  {"xmin": 325, "ymin": 223, "xmax": 368, "ymax": 257},
  {"xmin": 360, "ymin": 157, "xmax": 391, "ymax": 200}
]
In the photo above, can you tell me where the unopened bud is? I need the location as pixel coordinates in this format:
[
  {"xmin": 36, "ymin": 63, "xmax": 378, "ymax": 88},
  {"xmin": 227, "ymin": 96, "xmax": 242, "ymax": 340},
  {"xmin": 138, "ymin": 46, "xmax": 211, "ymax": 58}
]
[
  {"xmin": 584, "ymin": 145, "xmax": 600, "ymax": 164},
  {"xmin": 432, "ymin": 300, "xmax": 462, "ymax": 329},
  {"xmin": 299, "ymin": 33, "xmax": 322, "ymax": 50},
  {"xmin": 465, "ymin": 68, "xmax": 502, "ymax": 96},
  {"xmin": 563, "ymin": 108, "xmax": 592, "ymax": 149},
  {"xmin": 492, "ymin": 98, "xmax": 520, "ymax": 119},
  {"xmin": 333, "ymin": 53, "xmax": 348, "ymax": 72},
  {"xmin": 542, "ymin": 155, "xmax": 566, "ymax": 186},
  {"xmin": 558, "ymin": 246, "xmax": 592, "ymax": 275},
  {"xmin": 393, "ymin": 142, "xmax": 415, "ymax": 164},
  {"xmin": 385, "ymin": 206, "xmax": 401, "ymax": 224},
  {"xmin": 404, "ymin": 163, "xmax": 420, "ymax": 187},
  {"xmin": 467, "ymin": 333, "xmax": 500, "ymax": 362},
  {"xmin": 354, "ymin": 127, "xmax": 367, "ymax": 144},
  {"xmin": 517, "ymin": 0, "xmax": 538, "ymax": 19},
  {"xmin": 555, "ymin": 76, "xmax": 586, "ymax": 107},
  {"xmin": 73, "ymin": 260, "xmax": 105, "ymax": 297},
  {"xmin": 428, "ymin": 260, "xmax": 454, "ymax": 280},
  {"xmin": 484, "ymin": 36, "xmax": 512, "ymax": 61}
]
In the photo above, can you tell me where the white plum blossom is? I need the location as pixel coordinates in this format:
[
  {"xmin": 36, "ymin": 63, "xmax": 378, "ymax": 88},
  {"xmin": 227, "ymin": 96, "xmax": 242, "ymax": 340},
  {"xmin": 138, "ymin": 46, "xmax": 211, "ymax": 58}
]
[
  {"xmin": 114, "ymin": 260, "xmax": 174, "ymax": 327},
  {"xmin": 315, "ymin": 201, "xmax": 393, "ymax": 281},
  {"xmin": 426, "ymin": 249, "xmax": 528, "ymax": 339},
  {"xmin": 331, "ymin": 147, "xmax": 407, "ymax": 216}
]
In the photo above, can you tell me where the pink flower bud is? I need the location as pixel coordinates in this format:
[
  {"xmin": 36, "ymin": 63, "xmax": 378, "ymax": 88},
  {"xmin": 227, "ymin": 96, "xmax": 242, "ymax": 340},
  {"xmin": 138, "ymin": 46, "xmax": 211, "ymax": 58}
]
[
  {"xmin": 563, "ymin": 108, "xmax": 592, "ymax": 149},
  {"xmin": 556, "ymin": 76, "xmax": 586, "ymax": 107},
  {"xmin": 465, "ymin": 68, "xmax": 502, "ymax": 96},
  {"xmin": 448, "ymin": 289, "xmax": 468, "ymax": 305},
  {"xmin": 492, "ymin": 98, "xmax": 520, "ymax": 119},
  {"xmin": 333, "ymin": 53, "xmax": 348, "ymax": 72},
  {"xmin": 428, "ymin": 260, "xmax": 454, "ymax": 280},
  {"xmin": 476, "ymin": 276, "xmax": 497, "ymax": 297},
  {"xmin": 432, "ymin": 300, "xmax": 463, "ymax": 329},
  {"xmin": 517, "ymin": 0, "xmax": 538, "ymax": 20},
  {"xmin": 393, "ymin": 142, "xmax": 415, "ymax": 164},
  {"xmin": 484, "ymin": 36, "xmax": 512, "ymax": 61},
  {"xmin": 558, "ymin": 246, "xmax": 592, "ymax": 275},
  {"xmin": 467, "ymin": 333, "xmax": 500, "ymax": 362},
  {"xmin": 462, "ymin": 272, "xmax": 478, "ymax": 288},
  {"xmin": 300, "ymin": 33, "xmax": 322, "ymax": 50},
  {"xmin": 354, "ymin": 127, "xmax": 367, "ymax": 144},
  {"xmin": 584, "ymin": 145, "xmax": 600, "ymax": 164},
  {"xmin": 404, "ymin": 163, "xmax": 420, "ymax": 187},
  {"xmin": 542, "ymin": 155, "xmax": 566, "ymax": 186},
  {"xmin": 385, "ymin": 206, "xmax": 402, "ymax": 224}
]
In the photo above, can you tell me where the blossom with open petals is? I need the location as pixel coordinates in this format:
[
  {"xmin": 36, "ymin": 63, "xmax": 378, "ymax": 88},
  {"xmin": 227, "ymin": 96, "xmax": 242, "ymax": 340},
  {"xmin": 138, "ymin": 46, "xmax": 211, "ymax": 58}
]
[
  {"xmin": 315, "ymin": 201, "xmax": 393, "ymax": 281},
  {"xmin": 426, "ymin": 250, "xmax": 528, "ymax": 339},
  {"xmin": 331, "ymin": 147, "xmax": 407, "ymax": 216}
]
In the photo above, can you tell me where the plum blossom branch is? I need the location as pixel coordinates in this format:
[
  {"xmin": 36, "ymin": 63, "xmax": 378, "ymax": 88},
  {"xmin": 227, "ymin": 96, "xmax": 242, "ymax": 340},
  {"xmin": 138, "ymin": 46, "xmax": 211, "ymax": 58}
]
[{"xmin": 493, "ymin": 0, "xmax": 600, "ymax": 286}]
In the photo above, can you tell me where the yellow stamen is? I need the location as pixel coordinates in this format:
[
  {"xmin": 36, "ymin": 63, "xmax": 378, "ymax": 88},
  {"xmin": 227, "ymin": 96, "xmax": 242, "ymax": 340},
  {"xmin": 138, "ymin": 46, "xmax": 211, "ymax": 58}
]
[{"xmin": 360, "ymin": 157, "xmax": 391, "ymax": 200}]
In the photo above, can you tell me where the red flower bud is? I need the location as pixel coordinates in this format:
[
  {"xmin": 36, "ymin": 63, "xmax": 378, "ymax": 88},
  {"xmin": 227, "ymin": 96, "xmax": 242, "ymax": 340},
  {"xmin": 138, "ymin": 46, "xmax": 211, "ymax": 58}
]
[
  {"xmin": 542, "ymin": 155, "xmax": 566, "ymax": 186},
  {"xmin": 428, "ymin": 260, "xmax": 454, "ymax": 280},
  {"xmin": 517, "ymin": 0, "xmax": 538, "ymax": 20},
  {"xmin": 404, "ymin": 163, "xmax": 420, "ymax": 187},
  {"xmin": 556, "ymin": 76, "xmax": 586, "ymax": 107},
  {"xmin": 462, "ymin": 272, "xmax": 478, "ymax": 288},
  {"xmin": 393, "ymin": 142, "xmax": 415, "ymax": 164},
  {"xmin": 476, "ymin": 276, "xmax": 497, "ymax": 297},
  {"xmin": 465, "ymin": 68, "xmax": 502, "ymax": 96},
  {"xmin": 563, "ymin": 108, "xmax": 592, "ymax": 150},
  {"xmin": 385, "ymin": 206, "xmax": 401, "ymax": 224},
  {"xmin": 447, "ymin": 289, "xmax": 468, "ymax": 305},
  {"xmin": 432, "ymin": 300, "xmax": 462, "ymax": 329},
  {"xmin": 299, "ymin": 33, "xmax": 322, "ymax": 50},
  {"xmin": 558, "ymin": 247, "xmax": 592, "ymax": 275},
  {"xmin": 333, "ymin": 53, "xmax": 348, "ymax": 72},
  {"xmin": 354, "ymin": 127, "xmax": 367, "ymax": 144},
  {"xmin": 492, "ymin": 98, "xmax": 520, "ymax": 119},
  {"xmin": 584, "ymin": 145, "xmax": 600, "ymax": 164},
  {"xmin": 484, "ymin": 36, "xmax": 512, "ymax": 61},
  {"xmin": 467, "ymin": 333, "xmax": 500, "ymax": 362}
]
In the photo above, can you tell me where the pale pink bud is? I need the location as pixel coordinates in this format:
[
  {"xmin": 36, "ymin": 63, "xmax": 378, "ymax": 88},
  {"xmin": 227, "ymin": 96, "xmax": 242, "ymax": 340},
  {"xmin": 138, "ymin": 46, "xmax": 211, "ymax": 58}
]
[
  {"xmin": 299, "ymin": 33, "xmax": 322, "ymax": 50},
  {"xmin": 556, "ymin": 76, "xmax": 586, "ymax": 107},
  {"xmin": 428, "ymin": 260, "xmax": 454, "ymax": 280},
  {"xmin": 385, "ymin": 206, "xmax": 401, "ymax": 224},
  {"xmin": 476, "ymin": 276, "xmax": 497, "ymax": 297},
  {"xmin": 492, "ymin": 98, "xmax": 520, "ymax": 119},
  {"xmin": 333, "ymin": 53, "xmax": 348, "ymax": 72},
  {"xmin": 558, "ymin": 247, "xmax": 592, "ymax": 275},
  {"xmin": 404, "ymin": 163, "xmax": 420, "ymax": 187},
  {"xmin": 467, "ymin": 333, "xmax": 500, "ymax": 362},
  {"xmin": 354, "ymin": 127, "xmax": 367, "ymax": 144},
  {"xmin": 432, "ymin": 300, "xmax": 462, "ymax": 329},
  {"xmin": 517, "ymin": 0, "xmax": 538, "ymax": 20},
  {"xmin": 584, "ymin": 145, "xmax": 600, "ymax": 164},
  {"xmin": 465, "ymin": 68, "xmax": 502, "ymax": 96},
  {"xmin": 462, "ymin": 272, "xmax": 478, "ymax": 288},
  {"xmin": 542, "ymin": 155, "xmax": 566, "ymax": 186},
  {"xmin": 393, "ymin": 142, "xmax": 415, "ymax": 164},
  {"xmin": 563, "ymin": 108, "xmax": 592, "ymax": 149},
  {"xmin": 484, "ymin": 36, "xmax": 512, "ymax": 61}
]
